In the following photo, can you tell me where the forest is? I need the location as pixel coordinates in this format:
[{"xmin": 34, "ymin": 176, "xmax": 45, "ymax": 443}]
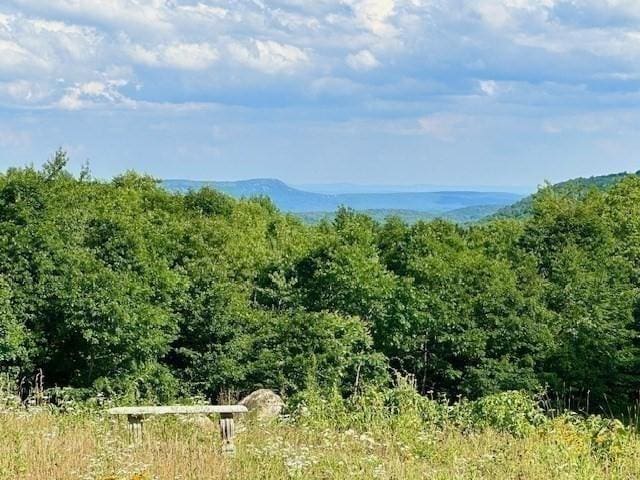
[{"xmin": 1, "ymin": 151, "xmax": 639, "ymax": 414}]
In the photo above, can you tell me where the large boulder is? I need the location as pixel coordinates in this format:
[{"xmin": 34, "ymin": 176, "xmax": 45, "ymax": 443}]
[{"xmin": 239, "ymin": 389, "xmax": 285, "ymax": 420}]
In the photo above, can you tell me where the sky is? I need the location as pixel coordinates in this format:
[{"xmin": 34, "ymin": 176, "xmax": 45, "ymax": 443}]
[{"xmin": 0, "ymin": 0, "xmax": 639, "ymax": 187}]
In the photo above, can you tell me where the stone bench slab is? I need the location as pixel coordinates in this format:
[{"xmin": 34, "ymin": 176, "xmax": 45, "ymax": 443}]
[{"xmin": 108, "ymin": 405, "xmax": 247, "ymax": 415}]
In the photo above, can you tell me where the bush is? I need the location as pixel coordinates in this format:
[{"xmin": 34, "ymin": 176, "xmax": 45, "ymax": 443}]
[
  {"xmin": 464, "ymin": 390, "xmax": 547, "ymax": 436},
  {"xmin": 293, "ymin": 386, "xmax": 548, "ymax": 438}
]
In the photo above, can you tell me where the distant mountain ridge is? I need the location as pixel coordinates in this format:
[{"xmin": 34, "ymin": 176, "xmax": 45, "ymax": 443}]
[
  {"xmin": 297, "ymin": 205, "xmax": 505, "ymax": 225},
  {"xmin": 162, "ymin": 179, "xmax": 523, "ymax": 218},
  {"xmin": 296, "ymin": 182, "xmax": 535, "ymax": 195},
  {"xmin": 493, "ymin": 171, "xmax": 640, "ymax": 219}
]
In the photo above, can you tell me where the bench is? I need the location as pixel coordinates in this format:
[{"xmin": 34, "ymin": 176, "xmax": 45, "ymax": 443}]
[{"xmin": 108, "ymin": 405, "xmax": 248, "ymax": 453}]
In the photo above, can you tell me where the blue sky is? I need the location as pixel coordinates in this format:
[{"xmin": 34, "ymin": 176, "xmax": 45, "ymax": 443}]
[{"xmin": 0, "ymin": 0, "xmax": 639, "ymax": 187}]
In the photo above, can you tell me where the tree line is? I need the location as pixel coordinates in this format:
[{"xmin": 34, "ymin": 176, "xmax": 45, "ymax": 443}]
[{"xmin": 1, "ymin": 152, "xmax": 639, "ymax": 411}]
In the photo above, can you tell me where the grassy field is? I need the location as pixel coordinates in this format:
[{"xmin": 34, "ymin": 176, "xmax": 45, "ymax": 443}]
[{"xmin": 2, "ymin": 403, "xmax": 640, "ymax": 480}]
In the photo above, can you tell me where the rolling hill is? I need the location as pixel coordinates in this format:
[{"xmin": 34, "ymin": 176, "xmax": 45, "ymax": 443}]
[
  {"xmin": 492, "ymin": 171, "xmax": 640, "ymax": 219},
  {"xmin": 297, "ymin": 205, "xmax": 505, "ymax": 225}
]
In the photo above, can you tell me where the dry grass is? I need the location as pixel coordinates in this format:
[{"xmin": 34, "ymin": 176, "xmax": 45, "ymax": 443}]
[{"xmin": 2, "ymin": 409, "xmax": 640, "ymax": 479}]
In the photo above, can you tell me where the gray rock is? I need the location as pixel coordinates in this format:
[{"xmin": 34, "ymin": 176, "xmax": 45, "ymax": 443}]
[{"xmin": 239, "ymin": 389, "xmax": 285, "ymax": 420}]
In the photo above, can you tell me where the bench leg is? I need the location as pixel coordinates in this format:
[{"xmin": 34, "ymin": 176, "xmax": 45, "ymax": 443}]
[
  {"xmin": 219, "ymin": 412, "xmax": 236, "ymax": 454},
  {"xmin": 127, "ymin": 414, "xmax": 144, "ymax": 444}
]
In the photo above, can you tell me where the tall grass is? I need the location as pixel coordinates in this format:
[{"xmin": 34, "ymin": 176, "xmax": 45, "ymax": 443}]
[{"xmin": 2, "ymin": 386, "xmax": 640, "ymax": 479}]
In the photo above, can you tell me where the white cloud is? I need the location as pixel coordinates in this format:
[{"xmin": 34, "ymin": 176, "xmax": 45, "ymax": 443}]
[
  {"xmin": 0, "ymin": 12, "xmax": 12, "ymax": 29},
  {"xmin": 471, "ymin": 0, "xmax": 556, "ymax": 30},
  {"xmin": 128, "ymin": 42, "xmax": 219, "ymax": 70},
  {"xmin": 163, "ymin": 43, "xmax": 219, "ymax": 70},
  {"xmin": 0, "ymin": 80, "xmax": 51, "ymax": 104},
  {"xmin": 177, "ymin": 3, "xmax": 229, "ymax": 20},
  {"xmin": 479, "ymin": 80, "xmax": 498, "ymax": 96},
  {"xmin": 29, "ymin": 19, "xmax": 102, "ymax": 61},
  {"xmin": 0, "ymin": 39, "xmax": 49, "ymax": 72},
  {"xmin": 344, "ymin": 0, "xmax": 397, "ymax": 36},
  {"xmin": 0, "ymin": 12, "xmax": 106, "ymax": 85},
  {"xmin": 57, "ymin": 79, "xmax": 133, "ymax": 110},
  {"xmin": 1, "ymin": 0, "xmax": 640, "ymax": 115},
  {"xmin": 271, "ymin": 9, "xmax": 322, "ymax": 31},
  {"xmin": 346, "ymin": 49, "xmax": 380, "ymax": 70},
  {"xmin": 10, "ymin": 0, "xmax": 173, "ymax": 34},
  {"xmin": 473, "ymin": 2, "xmax": 514, "ymax": 29},
  {"xmin": 228, "ymin": 40, "xmax": 309, "ymax": 73}
]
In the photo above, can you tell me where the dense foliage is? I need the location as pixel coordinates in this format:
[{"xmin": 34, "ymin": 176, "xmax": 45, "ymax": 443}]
[{"xmin": 1, "ymin": 152, "xmax": 640, "ymax": 412}]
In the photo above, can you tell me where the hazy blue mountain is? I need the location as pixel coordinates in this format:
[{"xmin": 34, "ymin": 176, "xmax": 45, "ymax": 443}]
[
  {"xmin": 296, "ymin": 183, "xmax": 535, "ymax": 195},
  {"xmin": 163, "ymin": 179, "xmax": 523, "ymax": 214}
]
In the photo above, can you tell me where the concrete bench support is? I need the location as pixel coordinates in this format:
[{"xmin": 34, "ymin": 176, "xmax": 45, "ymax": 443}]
[
  {"xmin": 219, "ymin": 412, "xmax": 236, "ymax": 454},
  {"xmin": 127, "ymin": 414, "xmax": 144, "ymax": 443},
  {"xmin": 108, "ymin": 405, "xmax": 248, "ymax": 454}
]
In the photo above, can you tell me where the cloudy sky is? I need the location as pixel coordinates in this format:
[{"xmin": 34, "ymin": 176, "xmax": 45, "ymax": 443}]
[{"xmin": 0, "ymin": 0, "xmax": 639, "ymax": 187}]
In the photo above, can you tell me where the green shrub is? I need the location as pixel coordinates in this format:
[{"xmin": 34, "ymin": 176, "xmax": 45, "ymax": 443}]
[{"xmin": 465, "ymin": 390, "xmax": 547, "ymax": 436}]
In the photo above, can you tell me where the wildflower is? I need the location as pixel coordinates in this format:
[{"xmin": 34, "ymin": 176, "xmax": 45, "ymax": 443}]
[{"xmin": 373, "ymin": 464, "xmax": 386, "ymax": 479}]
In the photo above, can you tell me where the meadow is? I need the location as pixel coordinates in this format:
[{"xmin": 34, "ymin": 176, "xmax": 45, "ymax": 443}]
[{"xmin": 2, "ymin": 388, "xmax": 640, "ymax": 480}]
